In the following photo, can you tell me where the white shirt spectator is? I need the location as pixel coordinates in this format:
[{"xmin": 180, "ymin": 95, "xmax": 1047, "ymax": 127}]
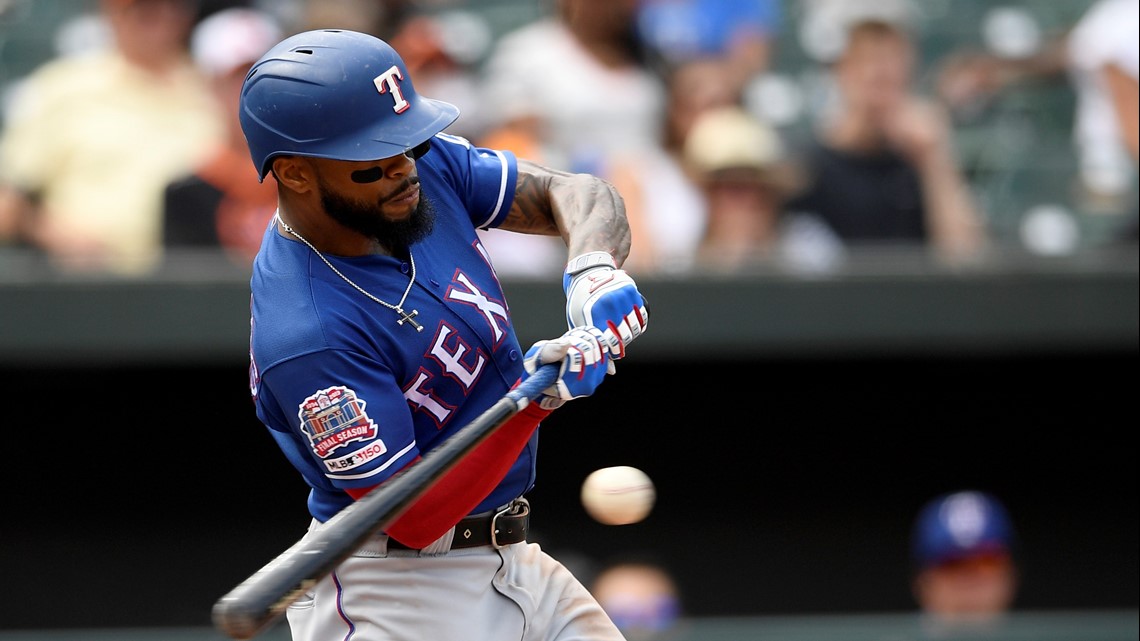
[
  {"xmin": 480, "ymin": 17, "xmax": 665, "ymax": 175},
  {"xmin": 1067, "ymin": 0, "xmax": 1140, "ymax": 195}
]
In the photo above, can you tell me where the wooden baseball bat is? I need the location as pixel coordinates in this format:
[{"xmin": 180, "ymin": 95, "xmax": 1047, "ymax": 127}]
[{"xmin": 211, "ymin": 364, "xmax": 559, "ymax": 640}]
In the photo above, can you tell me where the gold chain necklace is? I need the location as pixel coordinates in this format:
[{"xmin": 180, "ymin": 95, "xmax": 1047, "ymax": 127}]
[{"xmin": 278, "ymin": 216, "xmax": 423, "ymax": 332}]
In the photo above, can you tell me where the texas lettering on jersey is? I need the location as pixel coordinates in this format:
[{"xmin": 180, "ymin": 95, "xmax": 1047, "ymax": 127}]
[
  {"xmin": 404, "ymin": 265, "xmax": 510, "ymax": 428},
  {"xmin": 295, "ymin": 262, "xmax": 510, "ymax": 474}
]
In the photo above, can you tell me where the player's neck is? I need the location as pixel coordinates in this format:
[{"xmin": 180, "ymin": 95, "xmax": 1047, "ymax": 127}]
[{"xmin": 276, "ymin": 212, "xmax": 391, "ymax": 257}]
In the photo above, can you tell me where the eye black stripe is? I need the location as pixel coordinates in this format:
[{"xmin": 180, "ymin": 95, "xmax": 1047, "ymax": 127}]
[{"xmin": 351, "ymin": 167, "xmax": 383, "ymax": 183}]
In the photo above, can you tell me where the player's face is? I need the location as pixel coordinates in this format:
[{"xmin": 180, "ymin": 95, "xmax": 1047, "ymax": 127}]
[
  {"xmin": 312, "ymin": 151, "xmax": 421, "ymax": 218},
  {"xmin": 311, "ymin": 153, "xmax": 436, "ymax": 251},
  {"xmin": 913, "ymin": 553, "xmax": 1017, "ymax": 619}
]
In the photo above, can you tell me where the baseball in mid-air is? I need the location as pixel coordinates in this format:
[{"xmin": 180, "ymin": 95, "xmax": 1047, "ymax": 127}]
[{"xmin": 580, "ymin": 466, "xmax": 656, "ymax": 525}]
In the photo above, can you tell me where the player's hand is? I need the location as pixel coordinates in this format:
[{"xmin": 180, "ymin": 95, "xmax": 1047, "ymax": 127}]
[
  {"xmin": 522, "ymin": 326, "xmax": 612, "ymax": 410},
  {"xmin": 563, "ymin": 251, "xmax": 649, "ymax": 362}
]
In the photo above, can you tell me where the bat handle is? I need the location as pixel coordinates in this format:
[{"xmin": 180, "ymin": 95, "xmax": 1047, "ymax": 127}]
[{"xmin": 508, "ymin": 363, "xmax": 559, "ymax": 405}]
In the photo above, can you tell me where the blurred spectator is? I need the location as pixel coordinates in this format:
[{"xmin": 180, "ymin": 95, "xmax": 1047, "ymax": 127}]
[
  {"xmin": 1067, "ymin": 0, "xmax": 1139, "ymax": 239},
  {"xmin": 162, "ymin": 6, "xmax": 282, "ymax": 268},
  {"xmin": 590, "ymin": 559, "xmax": 683, "ymax": 641},
  {"xmin": 795, "ymin": 0, "xmax": 920, "ymax": 65},
  {"xmin": 478, "ymin": 0, "xmax": 664, "ymax": 175},
  {"xmin": 608, "ymin": 57, "xmax": 739, "ymax": 275},
  {"xmin": 387, "ymin": 8, "xmax": 494, "ymax": 142},
  {"xmin": 934, "ymin": 0, "xmax": 1138, "ymax": 240},
  {"xmin": 262, "ymin": 0, "xmax": 389, "ymax": 37},
  {"xmin": 782, "ymin": 16, "xmax": 987, "ymax": 260},
  {"xmin": 911, "ymin": 490, "xmax": 1019, "ymax": 631},
  {"xmin": 475, "ymin": 0, "xmax": 666, "ymax": 277},
  {"xmin": 934, "ymin": 31, "xmax": 1070, "ymax": 123},
  {"xmin": 634, "ymin": 0, "xmax": 782, "ymax": 93},
  {"xmin": 0, "ymin": 0, "xmax": 225, "ymax": 275},
  {"xmin": 682, "ymin": 105, "xmax": 798, "ymax": 272}
]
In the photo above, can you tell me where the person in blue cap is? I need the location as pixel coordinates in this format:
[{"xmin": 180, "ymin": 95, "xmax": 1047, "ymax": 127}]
[{"xmin": 911, "ymin": 490, "xmax": 1019, "ymax": 624}]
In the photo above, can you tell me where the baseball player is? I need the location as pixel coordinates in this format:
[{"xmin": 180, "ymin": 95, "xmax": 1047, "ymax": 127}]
[
  {"xmin": 911, "ymin": 490, "xmax": 1019, "ymax": 624},
  {"xmin": 238, "ymin": 29, "xmax": 648, "ymax": 641}
]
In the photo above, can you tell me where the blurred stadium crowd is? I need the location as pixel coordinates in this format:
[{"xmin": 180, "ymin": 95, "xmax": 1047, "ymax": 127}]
[
  {"xmin": 0, "ymin": 0, "xmax": 1136, "ymax": 280},
  {"xmin": 0, "ymin": 4, "xmax": 1135, "ymax": 638}
]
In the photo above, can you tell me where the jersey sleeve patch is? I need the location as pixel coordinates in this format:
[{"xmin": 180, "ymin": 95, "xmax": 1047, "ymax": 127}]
[{"xmin": 298, "ymin": 385, "xmax": 386, "ymax": 462}]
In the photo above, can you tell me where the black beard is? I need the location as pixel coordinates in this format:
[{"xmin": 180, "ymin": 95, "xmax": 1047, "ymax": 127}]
[{"xmin": 320, "ymin": 178, "xmax": 436, "ymax": 254}]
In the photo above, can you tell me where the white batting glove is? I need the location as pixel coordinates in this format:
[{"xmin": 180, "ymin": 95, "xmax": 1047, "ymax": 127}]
[
  {"xmin": 563, "ymin": 251, "xmax": 649, "ymax": 364},
  {"xmin": 522, "ymin": 326, "xmax": 612, "ymax": 410}
]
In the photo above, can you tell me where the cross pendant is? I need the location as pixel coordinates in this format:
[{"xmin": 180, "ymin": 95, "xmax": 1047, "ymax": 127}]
[{"xmin": 396, "ymin": 308, "xmax": 423, "ymax": 332}]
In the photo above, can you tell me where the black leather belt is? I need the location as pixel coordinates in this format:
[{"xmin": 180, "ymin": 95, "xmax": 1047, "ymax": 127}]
[{"xmin": 388, "ymin": 499, "xmax": 530, "ymax": 551}]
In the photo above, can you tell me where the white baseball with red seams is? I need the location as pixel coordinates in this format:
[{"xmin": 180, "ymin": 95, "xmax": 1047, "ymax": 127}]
[{"xmin": 580, "ymin": 466, "xmax": 656, "ymax": 525}]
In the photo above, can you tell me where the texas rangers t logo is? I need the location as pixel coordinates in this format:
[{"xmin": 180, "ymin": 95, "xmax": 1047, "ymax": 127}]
[{"xmin": 373, "ymin": 65, "xmax": 410, "ymax": 113}]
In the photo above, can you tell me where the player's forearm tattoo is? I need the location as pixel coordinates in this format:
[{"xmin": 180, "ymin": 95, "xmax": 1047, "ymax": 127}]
[
  {"xmin": 507, "ymin": 160, "xmax": 632, "ymax": 263},
  {"xmin": 506, "ymin": 171, "xmax": 562, "ymax": 235}
]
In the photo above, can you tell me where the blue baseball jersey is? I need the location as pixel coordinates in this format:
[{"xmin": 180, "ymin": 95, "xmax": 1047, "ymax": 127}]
[{"xmin": 248, "ymin": 133, "xmax": 532, "ymax": 523}]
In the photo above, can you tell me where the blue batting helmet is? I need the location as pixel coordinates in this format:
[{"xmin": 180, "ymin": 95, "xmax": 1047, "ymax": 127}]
[
  {"xmin": 238, "ymin": 29, "xmax": 460, "ymax": 181},
  {"xmin": 912, "ymin": 490, "xmax": 1015, "ymax": 569}
]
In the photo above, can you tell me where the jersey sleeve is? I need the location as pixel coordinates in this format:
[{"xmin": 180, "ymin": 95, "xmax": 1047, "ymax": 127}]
[
  {"xmin": 256, "ymin": 349, "xmax": 421, "ymax": 494},
  {"xmin": 423, "ymin": 132, "xmax": 518, "ymax": 230}
]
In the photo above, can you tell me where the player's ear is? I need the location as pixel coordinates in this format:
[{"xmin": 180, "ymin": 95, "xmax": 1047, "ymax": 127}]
[{"xmin": 272, "ymin": 156, "xmax": 313, "ymax": 193}]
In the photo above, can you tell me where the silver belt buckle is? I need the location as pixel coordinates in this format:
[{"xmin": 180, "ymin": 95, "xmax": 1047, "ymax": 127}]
[{"xmin": 491, "ymin": 498, "xmax": 529, "ymax": 549}]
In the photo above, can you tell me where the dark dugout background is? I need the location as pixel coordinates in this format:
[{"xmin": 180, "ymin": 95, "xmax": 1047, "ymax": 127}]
[{"xmin": 1, "ymin": 350, "xmax": 1135, "ymax": 629}]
